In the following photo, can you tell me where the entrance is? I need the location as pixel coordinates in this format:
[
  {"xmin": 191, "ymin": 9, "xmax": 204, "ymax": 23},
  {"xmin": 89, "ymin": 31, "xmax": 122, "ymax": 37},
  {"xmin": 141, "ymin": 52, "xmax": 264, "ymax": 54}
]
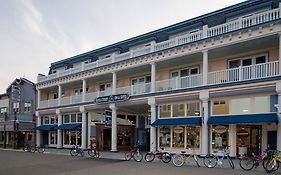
[
  {"xmin": 237, "ymin": 125, "xmax": 262, "ymax": 156},
  {"xmin": 103, "ymin": 129, "xmax": 111, "ymax": 150},
  {"xmin": 267, "ymin": 131, "xmax": 277, "ymax": 150}
]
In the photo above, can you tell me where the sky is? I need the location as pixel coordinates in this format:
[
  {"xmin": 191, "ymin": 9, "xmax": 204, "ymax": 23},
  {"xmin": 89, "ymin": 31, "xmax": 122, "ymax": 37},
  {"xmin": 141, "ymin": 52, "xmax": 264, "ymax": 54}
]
[{"xmin": 0, "ymin": 0, "xmax": 244, "ymax": 93}]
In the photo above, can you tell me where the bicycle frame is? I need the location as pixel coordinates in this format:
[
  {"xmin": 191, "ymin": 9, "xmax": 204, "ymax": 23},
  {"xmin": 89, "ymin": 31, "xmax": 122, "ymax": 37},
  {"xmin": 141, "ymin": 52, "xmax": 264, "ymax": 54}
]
[{"xmin": 213, "ymin": 149, "xmax": 230, "ymax": 165}]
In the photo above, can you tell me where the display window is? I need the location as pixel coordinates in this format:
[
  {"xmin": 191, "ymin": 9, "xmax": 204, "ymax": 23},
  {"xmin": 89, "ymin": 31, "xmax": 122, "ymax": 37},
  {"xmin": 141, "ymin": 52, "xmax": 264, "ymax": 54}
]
[
  {"xmin": 212, "ymin": 125, "xmax": 229, "ymax": 151},
  {"xmin": 159, "ymin": 126, "xmax": 171, "ymax": 147}
]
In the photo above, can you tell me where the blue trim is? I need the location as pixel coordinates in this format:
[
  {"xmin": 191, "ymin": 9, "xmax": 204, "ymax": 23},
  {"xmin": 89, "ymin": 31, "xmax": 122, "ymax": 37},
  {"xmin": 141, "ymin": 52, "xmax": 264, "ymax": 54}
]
[
  {"xmin": 56, "ymin": 123, "xmax": 82, "ymax": 129},
  {"xmin": 36, "ymin": 124, "xmax": 57, "ymax": 131},
  {"xmin": 270, "ymin": 95, "xmax": 278, "ymax": 113},
  {"xmin": 208, "ymin": 113, "xmax": 279, "ymax": 125},
  {"xmin": 152, "ymin": 117, "xmax": 202, "ymax": 126}
]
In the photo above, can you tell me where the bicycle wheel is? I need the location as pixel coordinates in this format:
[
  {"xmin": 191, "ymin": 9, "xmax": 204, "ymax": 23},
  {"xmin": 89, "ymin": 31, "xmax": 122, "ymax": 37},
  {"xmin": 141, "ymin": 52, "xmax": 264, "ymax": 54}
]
[
  {"xmin": 263, "ymin": 158, "xmax": 279, "ymax": 172},
  {"xmin": 80, "ymin": 149, "xmax": 84, "ymax": 157},
  {"xmin": 227, "ymin": 156, "xmax": 234, "ymax": 169},
  {"xmin": 203, "ymin": 155, "xmax": 217, "ymax": 168},
  {"xmin": 172, "ymin": 154, "xmax": 185, "ymax": 167},
  {"xmin": 133, "ymin": 152, "xmax": 143, "ymax": 162},
  {"xmin": 194, "ymin": 155, "xmax": 200, "ymax": 167},
  {"xmin": 145, "ymin": 152, "xmax": 155, "ymax": 162},
  {"xmin": 239, "ymin": 156, "xmax": 254, "ymax": 171},
  {"xmin": 70, "ymin": 149, "xmax": 79, "ymax": 156},
  {"xmin": 265, "ymin": 159, "xmax": 279, "ymax": 173},
  {"xmin": 88, "ymin": 150, "xmax": 96, "ymax": 157},
  {"xmin": 37, "ymin": 147, "xmax": 45, "ymax": 153},
  {"xmin": 161, "ymin": 152, "xmax": 171, "ymax": 163},
  {"xmin": 30, "ymin": 147, "xmax": 36, "ymax": 153},
  {"xmin": 95, "ymin": 150, "xmax": 100, "ymax": 158},
  {"xmin": 124, "ymin": 152, "xmax": 132, "ymax": 161}
]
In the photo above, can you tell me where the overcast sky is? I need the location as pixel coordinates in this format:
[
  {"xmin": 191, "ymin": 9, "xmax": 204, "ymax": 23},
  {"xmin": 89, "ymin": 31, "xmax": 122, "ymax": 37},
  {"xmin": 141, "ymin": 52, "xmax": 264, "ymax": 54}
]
[{"xmin": 0, "ymin": 0, "xmax": 244, "ymax": 93}]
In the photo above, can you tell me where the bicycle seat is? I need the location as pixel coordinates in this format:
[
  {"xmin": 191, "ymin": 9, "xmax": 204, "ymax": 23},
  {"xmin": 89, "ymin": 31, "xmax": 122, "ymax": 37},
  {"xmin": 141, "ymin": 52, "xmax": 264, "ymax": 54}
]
[{"xmin": 181, "ymin": 151, "xmax": 186, "ymax": 154}]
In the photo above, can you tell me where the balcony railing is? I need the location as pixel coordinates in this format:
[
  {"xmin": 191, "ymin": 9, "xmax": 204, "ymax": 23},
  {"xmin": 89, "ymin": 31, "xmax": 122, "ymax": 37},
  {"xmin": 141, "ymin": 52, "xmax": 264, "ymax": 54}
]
[
  {"xmin": 38, "ymin": 61, "xmax": 280, "ymax": 108},
  {"xmin": 37, "ymin": 7, "xmax": 281, "ymax": 83}
]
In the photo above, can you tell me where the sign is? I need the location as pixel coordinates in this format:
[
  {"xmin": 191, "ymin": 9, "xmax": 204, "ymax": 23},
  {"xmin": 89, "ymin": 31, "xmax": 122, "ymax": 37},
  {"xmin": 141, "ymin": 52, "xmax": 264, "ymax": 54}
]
[
  {"xmin": 214, "ymin": 125, "xmax": 228, "ymax": 134},
  {"xmin": 105, "ymin": 109, "xmax": 112, "ymax": 128},
  {"xmin": 173, "ymin": 126, "xmax": 184, "ymax": 134},
  {"xmin": 95, "ymin": 94, "xmax": 130, "ymax": 104},
  {"xmin": 148, "ymin": 110, "xmax": 151, "ymax": 125}
]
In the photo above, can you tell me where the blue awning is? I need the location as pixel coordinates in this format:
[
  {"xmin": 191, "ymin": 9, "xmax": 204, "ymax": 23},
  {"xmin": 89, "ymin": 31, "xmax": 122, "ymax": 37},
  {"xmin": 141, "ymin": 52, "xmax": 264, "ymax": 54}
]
[
  {"xmin": 35, "ymin": 125, "xmax": 57, "ymax": 131},
  {"xmin": 151, "ymin": 117, "xmax": 201, "ymax": 126},
  {"xmin": 56, "ymin": 123, "xmax": 82, "ymax": 130},
  {"xmin": 208, "ymin": 113, "xmax": 279, "ymax": 125}
]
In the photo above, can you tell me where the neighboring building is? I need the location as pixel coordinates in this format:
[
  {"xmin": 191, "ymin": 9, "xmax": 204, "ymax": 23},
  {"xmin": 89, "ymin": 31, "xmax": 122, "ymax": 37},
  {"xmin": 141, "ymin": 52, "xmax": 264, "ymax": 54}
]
[
  {"xmin": 36, "ymin": 0, "xmax": 281, "ymax": 156},
  {"xmin": 0, "ymin": 78, "xmax": 36, "ymax": 148}
]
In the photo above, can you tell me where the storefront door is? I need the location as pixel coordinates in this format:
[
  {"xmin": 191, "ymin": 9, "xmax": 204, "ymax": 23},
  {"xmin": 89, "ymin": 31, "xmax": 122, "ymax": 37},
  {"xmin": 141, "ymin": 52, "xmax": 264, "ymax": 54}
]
[
  {"xmin": 103, "ymin": 129, "xmax": 111, "ymax": 150},
  {"xmin": 267, "ymin": 131, "xmax": 277, "ymax": 150}
]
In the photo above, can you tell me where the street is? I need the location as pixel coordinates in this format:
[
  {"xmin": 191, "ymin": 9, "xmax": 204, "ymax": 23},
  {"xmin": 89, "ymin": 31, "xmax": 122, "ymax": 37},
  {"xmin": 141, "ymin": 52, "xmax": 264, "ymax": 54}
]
[{"xmin": 0, "ymin": 150, "xmax": 277, "ymax": 175}]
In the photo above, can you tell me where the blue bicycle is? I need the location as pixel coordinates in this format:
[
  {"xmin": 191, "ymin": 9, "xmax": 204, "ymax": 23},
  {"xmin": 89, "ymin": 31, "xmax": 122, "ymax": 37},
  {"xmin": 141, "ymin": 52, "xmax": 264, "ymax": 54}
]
[{"xmin": 203, "ymin": 146, "xmax": 234, "ymax": 169}]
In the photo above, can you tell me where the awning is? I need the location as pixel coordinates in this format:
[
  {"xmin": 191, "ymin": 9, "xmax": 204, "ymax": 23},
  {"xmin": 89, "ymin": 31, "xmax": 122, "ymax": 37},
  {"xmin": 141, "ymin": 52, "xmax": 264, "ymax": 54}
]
[
  {"xmin": 151, "ymin": 117, "xmax": 201, "ymax": 126},
  {"xmin": 35, "ymin": 125, "xmax": 57, "ymax": 131},
  {"xmin": 208, "ymin": 113, "xmax": 279, "ymax": 125},
  {"xmin": 56, "ymin": 123, "xmax": 82, "ymax": 130}
]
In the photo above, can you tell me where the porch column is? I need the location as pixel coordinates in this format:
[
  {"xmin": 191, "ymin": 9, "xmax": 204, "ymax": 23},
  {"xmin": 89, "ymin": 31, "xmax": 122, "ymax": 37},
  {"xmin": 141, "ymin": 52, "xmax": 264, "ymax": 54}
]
[
  {"xmin": 112, "ymin": 72, "xmax": 117, "ymax": 95},
  {"xmin": 35, "ymin": 111, "xmax": 41, "ymax": 146},
  {"xmin": 58, "ymin": 84, "xmax": 62, "ymax": 106},
  {"xmin": 151, "ymin": 62, "xmax": 156, "ymax": 93},
  {"xmin": 200, "ymin": 91, "xmax": 209, "ymax": 155},
  {"xmin": 110, "ymin": 103, "xmax": 117, "ymax": 152},
  {"xmin": 279, "ymin": 33, "xmax": 281, "ymax": 74},
  {"xmin": 202, "ymin": 50, "xmax": 208, "ymax": 85},
  {"xmin": 228, "ymin": 124, "xmax": 237, "ymax": 157},
  {"xmin": 80, "ymin": 106, "xmax": 87, "ymax": 149},
  {"xmin": 87, "ymin": 112, "xmax": 91, "ymax": 147},
  {"xmin": 148, "ymin": 97, "xmax": 156, "ymax": 151},
  {"xmin": 82, "ymin": 79, "xmax": 87, "ymax": 102},
  {"xmin": 56, "ymin": 109, "xmax": 62, "ymax": 148},
  {"xmin": 37, "ymin": 89, "xmax": 41, "ymax": 109},
  {"xmin": 276, "ymin": 82, "xmax": 281, "ymax": 150}
]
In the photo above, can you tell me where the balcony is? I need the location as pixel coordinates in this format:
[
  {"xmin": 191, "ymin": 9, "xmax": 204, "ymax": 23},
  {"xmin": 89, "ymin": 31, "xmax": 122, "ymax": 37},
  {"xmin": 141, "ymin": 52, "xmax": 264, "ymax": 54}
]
[
  {"xmin": 38, "ymin": 60, "xmax": 280, "ymax": 109},
  {"xmin": 37, "ymin": 7, "xmax": 281, "ymax": 83}
]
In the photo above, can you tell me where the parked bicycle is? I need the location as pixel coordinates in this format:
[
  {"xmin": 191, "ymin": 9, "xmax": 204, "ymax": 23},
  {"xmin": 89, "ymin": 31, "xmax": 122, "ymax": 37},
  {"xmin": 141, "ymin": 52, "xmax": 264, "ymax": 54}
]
[
  {"xmin": 124, "ymin": 142, "xmax": 143, "ymax": 162},
  {"xmin": 30, "ymin": 145, "xmax": 45, "ymax": 153},
  {"xmin": 88, "ymin": 145, "xmax": 100, "ymax": 158},
  {"xmin": 145, "ymin": 147, "xmax": 171, "ymax": 163},
  {"xmin": 23, "ymin": 143, "xmax": 32, "ymax": 152},
  {"xmin": 172, "ymin": 148, "xmax": 200, "ymax": 167},
  {"xmin": 203, "ymin": 146, "xmax": 234, "ymax": 169},
  {"xmin": 239, "ymin": 149, "xmax": 273, "ymax": 171},
  {"xmin": 264, "ymin": 150, "xmax": 281, "ymax": 173},
  {"xmin": 70, "ymin": 145, "xmax": 84, "ymax": 156}
]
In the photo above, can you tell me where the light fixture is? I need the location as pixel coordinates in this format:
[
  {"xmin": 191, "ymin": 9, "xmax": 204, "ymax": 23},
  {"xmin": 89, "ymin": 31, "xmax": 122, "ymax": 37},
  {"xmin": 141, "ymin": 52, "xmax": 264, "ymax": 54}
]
[{"xmin": 243, "ymin": 109, "xmax": 249, "ymax": 112}]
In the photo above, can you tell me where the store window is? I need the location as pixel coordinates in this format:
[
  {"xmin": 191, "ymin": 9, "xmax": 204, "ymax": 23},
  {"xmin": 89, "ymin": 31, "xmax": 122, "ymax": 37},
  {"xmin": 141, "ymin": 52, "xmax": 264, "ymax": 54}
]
[
  {"xmin": 64, "ymin": 130, "xmax": 70, "ymax": 145},
  {"xmin": 127, "ymin": 115, "xmax": 136, "ymax": 124},
  {"xmin": 186, "ymin": 126, "xmax": 200, "ymax": 149},
  {"xmin": 230, "ymin": 98, "xmax": 251, "ymax": 114},
  {"xmin": 159, "ymin": 126, "xmax": 171, "ymax": 147},
  {"xmin": 172, "ymin": 126, "xmax": 184, "ymax": 148},
  {"xmin": 117, "ymin": 129, "xmax": 132, "ymax": 146},
  {"xmin": 254, "ymin": 96, "xmax": 268, "ymax": 113},
  {"xmin": 212, "ymin": 125, "xmax": 229, "ymax": 150},
  {"xmin": 172, "ymin": 104, "xmax": 185, "ymax": 117},
  {"xmin": 159, "ymin": 105, "xmax": 171, "ymax": 118},
  {"xmin": 186, "ymin": 102, "xmax": 200, "ymax": 116},
  {"xmin": 212, "ymin": 100, "xmax": 229, "ymax": 115},
  {"xmin": 49, "ymin": 131, "xmax": 57, "ymax": 145}
]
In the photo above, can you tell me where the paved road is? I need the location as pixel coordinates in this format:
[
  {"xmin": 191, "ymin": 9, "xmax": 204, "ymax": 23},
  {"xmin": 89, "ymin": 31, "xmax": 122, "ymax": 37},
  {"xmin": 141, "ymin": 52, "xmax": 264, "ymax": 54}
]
[{"xmin": 0, "ymin": 150, "xmax": 278, "ymax": 175}]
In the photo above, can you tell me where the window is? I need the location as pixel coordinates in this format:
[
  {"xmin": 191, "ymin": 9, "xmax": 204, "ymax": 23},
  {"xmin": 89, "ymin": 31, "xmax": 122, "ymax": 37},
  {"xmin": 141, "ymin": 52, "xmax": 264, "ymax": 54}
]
[
  {"xmin": 13, "ymin": 102, "xmax": 19, "ymax": 113},
  {"xmin": 212, "ymin": 100, "xmax": 229, "ymax": 115},
  {"xmin": 50, "ymin": 116, "xmax": 57, "ymax": 124},
  {"xmin": 24, "ymin": 102, "xmax": 31, "ymax": 112},
  {"xmin": 100, "ymin": 83, "xmax": 111, "ymax": 91},
  {"xmin": 254, "ymin": 96, "xmax": 268, "ymax": 113},
  {"xmin": 212, "ymin": 125, "xmax": 229, "ymax": 151},
  {"xmin": 77, "ymin": 113, "xmax": 82, "ymax": 123},
  {"xmin": 228, "ymin": 54, "xmax": 268, "ymax": 69},
  {"xmin": 53, "ymin": 93, "xmax": 58, "ymax": 99},
  {"xmin": 186, "ymin": 126, "xmax": 200, "ymax": 149},
  {"xmin": 173, "ymin": 126, "xmax": 184, "ymax": 148},
  {"xmin": 171, "ymin": 67, "xmax": 200, "ymax": 88},
  {"xmin": 172, "ymin": 104, "xmax": 185, "ymax": 117},
  {"xmin": 44, "ymin": 116, "xmax": 50, "ymax": 124},
  {"xmin": 64, "ymin": 114, "xmax": 70, "ymax": 123},
  {"xmin": 0, "ymin": 108, "xmax": 7, "ymax": 115},
  {"xmin": 131, "ymin": 76, "xmax": 151, "ymax": 94},
  {"xmin": 49, "ymin": 131, "xmax": 57, "ymax": 145},
  {"xmin": 186, "ymin": 102, "xmax": 200, "ymax": 116},
  {"xmin": 159, "ymin": 126, "xmax": 170, "ymax": 147},
  {"xmin": 230, "ymin": 98, "xmax": 251, "ymax": 114},
  {"xmin": 159, "ymin": 105, "xmax": 171, "ymax": 118},
  {"xmin": 127, "ymin": 115, "xmax": 136, "ymax": 124},
  {"xmin": 71, "ymin": 114, "xmax": 76, "ymax": 123},
  {"xmin": 64, "ymin": 130, "xmax": 70, "ymax": 144}
]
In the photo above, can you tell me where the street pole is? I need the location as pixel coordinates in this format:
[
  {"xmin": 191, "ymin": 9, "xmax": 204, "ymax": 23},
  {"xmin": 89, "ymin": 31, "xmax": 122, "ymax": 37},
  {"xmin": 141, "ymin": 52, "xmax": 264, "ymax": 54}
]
[
  {"xmin": 3, "ymin": 113, "xmax": 7, "ymax": 148},
  {"xmin": 13, "ymin": 111, "xmax": 17, "ymax": 149}
]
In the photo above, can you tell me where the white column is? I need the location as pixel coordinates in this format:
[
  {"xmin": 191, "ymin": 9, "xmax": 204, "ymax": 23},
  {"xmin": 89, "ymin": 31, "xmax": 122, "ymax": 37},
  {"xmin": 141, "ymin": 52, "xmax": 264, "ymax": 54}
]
[
  {"xmin": 56, "ymin": 109, "xmax": 62, "ymax": 148},
  {"xmin": 110, "ymin": 103, "xmax": 117, "ymax": 152},
  {"xmin": 87, "ymin": 111, "xmax": 91, "ymax": 147},
  {"xmin": 82, "ymin": 79, "xmax": 86, "ymax": 102},
  {"xmin": 279, "ymin": 33, "xmax": 281, "ymax": 75},
  {"xmin": 200, "ymin": 91, "xmax": 209, "ymax": 155},
  {"xmin": 148, "ymin": 97, "xmax": 156, "ymax": 151},
  {"xmin": 202, "ymin": 50, "xmax": 208, "ymax": 85},
  {"xmin": 37, "ymin": 89, "xmax": 41, "ymax": 109},
  {"xmin": 262, "ymin": 125, "xmax": 268, "ymax": 152},
  {"xmin": 80, "ymin": 106, "xmax": 87, "ymax": 149},
  {"xmin": 276, "ymin": 82, "xmax": 281, "ymax": 150},
  {"xmin": 58, "ymin": 84, "xmax": 62, "ymax": 106},
  {"xmin": 36, "ymin": 111, "xmax": 41, "ymax": 146},
  {"xmin": 151, "ymin": 62, "xmax": 156, "ymax": 93},
  {"xmin": 228, "ymin": 124, "xmax": 237, "ymax": 157},
  {"xmin": 112, "ymin": 72, "xmax": 117, "ymax": 95}
]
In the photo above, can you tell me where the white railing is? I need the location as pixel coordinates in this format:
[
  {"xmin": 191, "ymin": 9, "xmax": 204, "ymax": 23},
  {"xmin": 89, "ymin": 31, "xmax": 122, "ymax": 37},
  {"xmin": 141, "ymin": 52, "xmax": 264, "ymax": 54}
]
[
  {"xmin": 97, "ymin": 88, "xmax": 112, "ymax": 97},
  {"xmin": 85, "ymin": 92, "xmax": 98, "ymax": 102},
  {"xmin": 39, "ymin": 99, "xmax": 58, "ymax": 108},
  {"xmin": 60, "ymin": 95, "xmax": 83, "ymax": 106},
  {"xmin": 37, "ymin": 8, "xmax": 281, "ymax": 83},
  {"xmin": 131, "ymin": 83, "xmax": 151, "ymax": 95},
  {"xmin": 116, "ymin": 86, "xmax": 131, "ymax": 95},
  {"xmin": 208, "ymin": 61, "xmax": 279, "ymax": 85}
]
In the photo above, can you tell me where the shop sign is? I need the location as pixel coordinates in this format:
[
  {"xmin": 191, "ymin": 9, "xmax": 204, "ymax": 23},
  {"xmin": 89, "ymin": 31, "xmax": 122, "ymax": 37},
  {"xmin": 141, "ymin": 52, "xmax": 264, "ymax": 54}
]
[
  {"xmin": 214, "ymin": 125, "xmax": 227, "ymax": 134},
  {"xmin": 95, "ymin": 94, "xmax": 130, "ymax": 104},
  {"xmin": 105, "ymin": 109, "xmax": 112, "ymax": 128},
  {"xmin": 173, "ymin": 126, "xmax": 184, "ymax": 134}
]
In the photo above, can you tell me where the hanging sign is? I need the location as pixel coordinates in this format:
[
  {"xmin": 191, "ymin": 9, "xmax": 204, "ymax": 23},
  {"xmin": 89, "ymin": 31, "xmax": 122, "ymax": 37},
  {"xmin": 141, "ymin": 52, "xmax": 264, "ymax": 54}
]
[
  {"xmin": 95, "ymin": 94, "xmax": 130, "ymax": 104},
  {"xmin": 105, "ymin": 109, "xmax": 112, "ymax": 128}
]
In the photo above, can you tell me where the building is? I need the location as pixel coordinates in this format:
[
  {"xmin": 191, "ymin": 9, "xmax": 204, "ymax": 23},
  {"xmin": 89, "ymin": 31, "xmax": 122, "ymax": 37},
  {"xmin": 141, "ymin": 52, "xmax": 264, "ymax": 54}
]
[
  {"xmin": 0, "ymin": 78, "xmax": 36, "ymax": 148},
  {"xmin": 36, "ymin": 0, "xmax": 281, "ymax": 156}
]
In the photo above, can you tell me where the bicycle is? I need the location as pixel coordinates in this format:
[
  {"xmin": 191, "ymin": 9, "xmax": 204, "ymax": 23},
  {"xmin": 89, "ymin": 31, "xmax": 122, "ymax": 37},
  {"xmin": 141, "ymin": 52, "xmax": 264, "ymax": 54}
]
[
  {"xmin": 124, "ymin": 143, "xmax": 143, "ymax": 162},
  {"xmin": 88, "ymin": 144, "xmax": 100, "ymax": 158},
  {"xmin": 203, "ymin": 146, "xmax": 234, "ymax": 169},
  {"xmin": 172, "ymin": 148, "xmax": 200, "ymax": 167},
  {"xmin": 70, "ymin": 145, "xmax": 84, "ymax": 156},
  {"xmin": 264, "ymin": 150, "xmax": 281, "ymax": 173},
  {"xmin": 23, "ymin": 143, "xmax": 32, "ymax": 152},
  {"xmin": 30, "ymin": 145, "xmax": 45, "ymax": 153},
  {"xmin": 145, "ymin": 147, "xmax": 171, "ymax": 163},
  {"xmin": 239, "ymin": 149, "xmax": 273, "ymax": 171}
]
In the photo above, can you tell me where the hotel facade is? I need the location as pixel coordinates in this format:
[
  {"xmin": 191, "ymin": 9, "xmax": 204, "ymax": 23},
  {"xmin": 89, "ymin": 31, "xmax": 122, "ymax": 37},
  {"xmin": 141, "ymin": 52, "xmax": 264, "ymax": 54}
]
[{"xmin": 36, "ymin": 0, "xmax": 281, "ymax": 157}]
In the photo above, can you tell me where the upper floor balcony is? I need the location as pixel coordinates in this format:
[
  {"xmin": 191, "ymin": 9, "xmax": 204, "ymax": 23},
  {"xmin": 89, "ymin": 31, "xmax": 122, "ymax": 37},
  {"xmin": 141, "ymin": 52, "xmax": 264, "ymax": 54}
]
[
  {"xmin": 38, "ymin": 60, "xmax": 280, "ymax": 109},
  {"xmin": 37, "ymin": 7, "xmax": 281, "ymax": 83}
]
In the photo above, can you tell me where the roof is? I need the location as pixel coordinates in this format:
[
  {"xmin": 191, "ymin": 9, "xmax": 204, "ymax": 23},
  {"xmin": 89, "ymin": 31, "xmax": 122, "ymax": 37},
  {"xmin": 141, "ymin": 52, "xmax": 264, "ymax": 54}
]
[{"xmin": 6, "ymin": 78, "xmax": 35, "ymax": 92}]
